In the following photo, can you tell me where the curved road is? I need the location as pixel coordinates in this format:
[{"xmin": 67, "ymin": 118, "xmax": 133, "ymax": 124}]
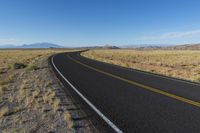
[{"xmin": 50, "ymin": 51, "xmax": 200, "ymax": 133}]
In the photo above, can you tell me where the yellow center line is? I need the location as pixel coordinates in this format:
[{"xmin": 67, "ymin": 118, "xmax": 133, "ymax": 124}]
[{"xmin": 67, "ymin": 54, "xmax": 200, "ymax": 108}]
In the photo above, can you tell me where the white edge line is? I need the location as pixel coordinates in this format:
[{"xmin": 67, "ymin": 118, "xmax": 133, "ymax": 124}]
[
  {"xmin": 79, "ymin": 54, "xmax": 200, "ymax": 87},
  {"xmin": 51, "ymin": 55, "xmax": 123, "ymax": 133}
]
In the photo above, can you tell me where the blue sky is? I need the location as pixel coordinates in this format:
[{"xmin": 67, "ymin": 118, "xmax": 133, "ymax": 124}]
[{"xmin": 0, "ymin": 0, "xmax": 200, "ymax": 46}]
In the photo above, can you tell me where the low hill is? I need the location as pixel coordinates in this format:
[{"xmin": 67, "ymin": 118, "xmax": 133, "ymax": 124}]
[
  {"xmin": 78, "ymin": 45, "xmax": 120, "ymax": 49},
  {"xmin": 0, "ymin": 42, "xmax": 64, "ymax": 49},
  {"xmin": 121, "ymin": 43, "xmax": 200, "ymax": 50},
  {"xmin": 170, "ymin": 43, "xmax": 200, "ymax": 50}
]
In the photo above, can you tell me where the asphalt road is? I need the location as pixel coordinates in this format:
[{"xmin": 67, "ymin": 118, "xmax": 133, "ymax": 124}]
[{"xmin": 50, "ymin": 51, "xmax": 200, "ymax": 133}]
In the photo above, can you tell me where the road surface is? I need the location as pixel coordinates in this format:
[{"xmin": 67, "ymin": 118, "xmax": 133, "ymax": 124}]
[{"xmin": 50, "ymin": 51, "xmax": 200, "ymax": 133}]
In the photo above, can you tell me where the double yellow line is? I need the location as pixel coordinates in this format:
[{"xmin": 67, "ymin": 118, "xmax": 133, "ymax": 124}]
[{"xmin": 68, "ymin": 55, "xmax": 200, "ymax": 108}]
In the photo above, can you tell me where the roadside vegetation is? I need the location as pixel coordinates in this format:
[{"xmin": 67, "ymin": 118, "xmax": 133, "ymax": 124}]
[
  {"xmin": 82, "ymin": 49, "xmax": 200, "ymax": 82},
  {"xmin": 0, "ymin": 49, "xmax": 77, "ymax": 132},
  {"xmin": 0, "ymin": 49, "xmax": 64, "ymax": 70}
]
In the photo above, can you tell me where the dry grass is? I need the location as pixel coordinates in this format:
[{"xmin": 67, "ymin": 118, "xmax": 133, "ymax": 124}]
[
  {"xmin": 0, "ymin": 49, "xmax": 79, "ymax": 132},
  {"xmin": 82, "ymin": 49, "xmax": 200, "ymax": 82},
  {"xmin": 0, "ymin": 107, "xmax": 9, "ymax": 118},
  {"xmin": 64, "ymin": 111, "xmax": 73, "ymax": 129},
  {"xmin": 43, "ymin": 89, "xmax": 56, "ymax": 104},
  {"xmin": 0, "ymin": 49, "xmax": 74, "ymax": 70}
]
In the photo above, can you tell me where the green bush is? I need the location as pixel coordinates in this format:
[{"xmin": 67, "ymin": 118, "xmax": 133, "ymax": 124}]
[
  {"xmin": 0, "ymin": 85, "xmax": 8, "ymax": 93},
  {"xmin": 0, "ymin": 68, "xmax": 5, "ymax": 74},
  {"xmin": 26, "ymin": 64, "xmax": 38, "ymax": 71},
  {"xmin": 12, "ymin": 63, "xmax": 27, "ymax": 69}
]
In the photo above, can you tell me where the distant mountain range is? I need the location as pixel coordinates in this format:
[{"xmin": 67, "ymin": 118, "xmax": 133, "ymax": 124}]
[
  {"xmin": 121, "ymin": 43, "xmax": 200, "ymax": 50},
  {"xmin": 120, "ymin": 44, "xmax": 175, "ymax": 48},
  {"xmin": 0, "ymin": 42, "xmax": 64, "ymax": 48},
  {"xmin": 77, "ymin": 44, "xmax": 120, "ymax": 49},
  {"xmin": 168, "ymin": 43, "xmax": 200, "ymax": 50},
  {"xmin": 1, "ymin": 42, "xmax": 200, "ymax": 50}
]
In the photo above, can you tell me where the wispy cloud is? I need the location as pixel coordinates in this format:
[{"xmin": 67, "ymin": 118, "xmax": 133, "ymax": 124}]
[
  {"xmin": 0, "ymin": 38, "xmax": 26, "ymax": 45},
  {"xmin": 137, "ymin": 30, "xmax": 200, "ymax": 40}
]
